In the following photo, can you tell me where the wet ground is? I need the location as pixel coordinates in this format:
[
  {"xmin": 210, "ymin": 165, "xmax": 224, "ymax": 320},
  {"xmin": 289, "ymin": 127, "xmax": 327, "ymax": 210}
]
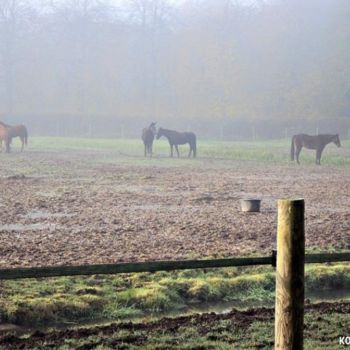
[
  {"xmin": 0, "ymin": 302, "xmax": 349, "ymax": 349},
  {"xmin": 0, "ymin": 149, "xmax": 349, "ymax": 268}
]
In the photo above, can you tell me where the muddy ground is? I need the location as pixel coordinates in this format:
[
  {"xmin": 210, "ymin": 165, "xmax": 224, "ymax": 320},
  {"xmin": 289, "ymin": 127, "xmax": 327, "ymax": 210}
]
[
  {"xmin": 0, "ymin": 302, "xmax": 349, "ymax": 349},
  {"xmin": 0, "ymin": 149, "xmax": 349, "ymax": 268}
]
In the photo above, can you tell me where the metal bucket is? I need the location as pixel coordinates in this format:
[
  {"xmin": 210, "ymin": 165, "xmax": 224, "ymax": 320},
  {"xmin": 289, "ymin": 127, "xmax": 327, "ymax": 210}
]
[{"xmin": 240, "ymin": 199, "xmax": 261, "ymax": 212}]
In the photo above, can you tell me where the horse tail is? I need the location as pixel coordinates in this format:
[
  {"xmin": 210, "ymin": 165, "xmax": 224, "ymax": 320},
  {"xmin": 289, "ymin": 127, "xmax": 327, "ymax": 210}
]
[
  {"xmin": 5, "ymin": 136, "xmax": 11, "ymax": 153},
  {"xmin": 192, "ymin": 134, "xmax": 197, "ymax": 157},
  {"xmin": 291, "ymin": 136, "xmax": 295, "ymax": 160},
  {"xmin": 24, "ymin": 127, "xmax": 28, "ymax": 145}
]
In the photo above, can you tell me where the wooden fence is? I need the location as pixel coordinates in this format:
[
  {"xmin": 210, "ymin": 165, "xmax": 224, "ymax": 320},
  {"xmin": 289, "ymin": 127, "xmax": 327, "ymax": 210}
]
[
  {"xmin": 0, "ymin": 199, "xmax": 349, "ymax": 349},
  {"xmin": 0, "ymin": 252, "xmax": 349, "ymax": 280}
]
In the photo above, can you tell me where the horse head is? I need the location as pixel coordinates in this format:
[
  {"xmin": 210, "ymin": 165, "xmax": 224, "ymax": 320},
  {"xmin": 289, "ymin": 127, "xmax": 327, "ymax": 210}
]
[
  {"xmin": 333, "ymin": 134, "xmax": 341, "ymax": 147},
  {"xmin": 0, "ymin": 121, "xmax": 11, "ymax": 128},
  {"xmin": 149, "ymin": 122, "xmax": 157, "ymax": 135}
]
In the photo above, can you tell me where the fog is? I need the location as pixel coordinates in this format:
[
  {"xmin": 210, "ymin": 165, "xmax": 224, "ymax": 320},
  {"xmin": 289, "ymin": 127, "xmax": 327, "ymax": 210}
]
[{"xmin": 0, "ymin": 0, "xmax": 349, "ymax": 139}]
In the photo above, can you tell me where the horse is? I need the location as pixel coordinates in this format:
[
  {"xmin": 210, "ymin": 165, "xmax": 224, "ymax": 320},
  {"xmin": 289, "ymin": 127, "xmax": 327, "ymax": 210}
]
[
  {"xmin": 0, "ymin": 121, "xmax": 28, "ymax": 153},
  {"xmin": 291, "ymin": 133, "xmax": 341, "ymax": 165},
  {"xmin": 142, "ymin": 122, "xmax": 157, "ymax": 157},
  {"xmin": 0, "ymin": 124, "xmax": 11, "ymax": 153},
  {"xmin": 157, "ymin": 127, "xmax": 197, "ymax": 158}
]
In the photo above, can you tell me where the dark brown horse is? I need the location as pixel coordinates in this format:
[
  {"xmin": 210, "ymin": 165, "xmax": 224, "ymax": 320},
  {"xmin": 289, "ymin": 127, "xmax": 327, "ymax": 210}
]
[
  {"xmin": 291, "ymin": 134, "xmax": 341, "ymax": 165},
  {"xmin": 142, "ymin": 122, "xmax": 157, "ymax": 157},
  {"xmin": 0, "ymin": 121, "xmax": 28, "ymax": 153},
  {"xmin": 157, "ymin": 127, "xmax": 197, "ymax": 158}
]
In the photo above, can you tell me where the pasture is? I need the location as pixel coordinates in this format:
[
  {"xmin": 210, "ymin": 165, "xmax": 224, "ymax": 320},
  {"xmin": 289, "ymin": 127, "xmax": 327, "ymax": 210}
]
[
  {"xmin": 1, "ymin": 137, "xmax": 349, "ymax": 268},
  {"xmin": 0, "ymin": 137, "xmax": 349, "ymax": 348}
]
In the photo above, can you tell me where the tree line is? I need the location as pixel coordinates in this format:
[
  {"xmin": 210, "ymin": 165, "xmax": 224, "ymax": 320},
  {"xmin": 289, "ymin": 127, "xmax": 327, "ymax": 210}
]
[{"xmin": 0, "ymin": 0, "xmax": 350, "ymax": 138}]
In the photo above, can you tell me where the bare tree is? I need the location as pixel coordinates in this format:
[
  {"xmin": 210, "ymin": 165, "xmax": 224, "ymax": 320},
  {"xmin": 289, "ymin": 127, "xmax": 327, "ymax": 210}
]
[
  {"xmin": 0, "ymin": 0, "xmax": 34, "ymax": 116},
  {"xmin": 124, "ymin": 0, "xmax": 175, "ymax": 118},
  {"xmin": 48, "ymin": 0, "xmax": 115, "ymax": 119}
]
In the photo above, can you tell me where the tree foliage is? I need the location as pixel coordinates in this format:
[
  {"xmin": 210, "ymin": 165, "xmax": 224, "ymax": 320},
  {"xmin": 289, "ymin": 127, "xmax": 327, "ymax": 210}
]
[{"xmin": 0, "ymin": 0, "xmax": 350, "ymax": 127}]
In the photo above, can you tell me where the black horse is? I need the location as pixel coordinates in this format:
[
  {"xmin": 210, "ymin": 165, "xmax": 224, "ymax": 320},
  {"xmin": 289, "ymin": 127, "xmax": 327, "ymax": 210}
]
[
  {"xmin": 157, "ymin": 127, "xmax": 197, "ymax": 158},
  {"xmin": 142, "ymin": 122, "xmax": 157, "ymax": 157},
  {"xmin": 291, "ymin": 134, "xmax": 341, "ymax": 165}
]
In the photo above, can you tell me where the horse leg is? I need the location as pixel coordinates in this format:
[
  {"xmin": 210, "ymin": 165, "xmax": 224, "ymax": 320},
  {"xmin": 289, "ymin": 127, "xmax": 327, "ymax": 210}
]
[
  {"xmin": 188, "ymin": 146, "xmax": 192, "ymax": 158},
  {"xmin": 175, "ymin": 145, "xmax": 180, "ymax": 158},
  {"xmin": 20, "ymin": 137, "xmax": 24, "ymax": 152},
  {"xmin": 316, "ymin": 147, "xmax": 324, "ymax": 165},
  {"xmin": 295, "ymin": 146, "xmax": 302, "ymax": 164},
  {"xmin": 188, "ymin": 142, "xmax": 195, "ymax": 158},
  {"xmin": 170, "ymin": 143, "xmax": 173, "ymax": 158}
]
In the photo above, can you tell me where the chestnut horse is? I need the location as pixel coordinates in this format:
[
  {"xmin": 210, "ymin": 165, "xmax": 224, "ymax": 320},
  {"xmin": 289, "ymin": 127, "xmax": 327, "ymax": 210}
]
[
  {"xmin": 0, "ymin": 124, "xmax": 11, "ymax": 153},
  {"xmin": 291, "ymin": 133, "xmax": 341, "ymax": 165},
  {"xmin": 0, "ymin": 121, "xmax": 28, "ymax": 153}
]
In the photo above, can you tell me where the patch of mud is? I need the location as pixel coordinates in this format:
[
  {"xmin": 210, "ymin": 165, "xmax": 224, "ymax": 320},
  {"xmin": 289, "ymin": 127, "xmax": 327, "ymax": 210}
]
[
  {"xmin": 0, "ymin": 150, "xmax": 349, "ymax": 267},
  {"xmin": 0, "ymin": 325, "xmax": 21, "ymax": 333},
  {"xmin": 22, "ymin": 210, "xmax": 75, "ymax": 219},
  {"xmin": 0, "ymin": 223, "xmax": 60, "ymax": 232},
  {"xmin": 5, "ymin": 174, "xmax": 27, "ymax": 180},
  {"xmin": 36, "ymin": 191, "xmax": 58, "ymax": 198}
]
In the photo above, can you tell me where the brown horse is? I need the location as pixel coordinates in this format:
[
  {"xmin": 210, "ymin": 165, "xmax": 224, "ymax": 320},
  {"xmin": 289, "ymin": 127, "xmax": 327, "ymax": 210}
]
[
  {"xmin": 156, "ymin": 127, "xmax": 197, "ymax": 158},
  {"xmin": 142, "ymin": 122, "xmax": 157, "ymax": 157},
  {"xmin": 0, "ymin": 121, "xmax": 28, "ymax": 153},
  {"xmin": 291, "ymin": 134, "xmax": 341, "ymax": 165},
  {"xmin": 0, "ymin": 124, "xmax": 11, "ymax": 153}
]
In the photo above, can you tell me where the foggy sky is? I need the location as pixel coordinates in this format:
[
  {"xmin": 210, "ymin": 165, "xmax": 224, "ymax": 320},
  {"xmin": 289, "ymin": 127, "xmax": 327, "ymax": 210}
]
[{"xmin": 0, "ymin": 0, "xmax": 349, "ymax": 137}]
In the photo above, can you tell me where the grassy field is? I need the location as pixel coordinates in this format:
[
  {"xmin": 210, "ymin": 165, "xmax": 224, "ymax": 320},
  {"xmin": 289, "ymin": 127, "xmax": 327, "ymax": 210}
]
[
  {"xmin": 0, "ymin": 263, "xmax": 349, "ymax": 327},
  {"xmin": 1, "ymin": 302, "xmax": 349, "ymax": 349},
  {"xmin": 24, "ymin": 136, "xmax": 350, "ymax": 167}
]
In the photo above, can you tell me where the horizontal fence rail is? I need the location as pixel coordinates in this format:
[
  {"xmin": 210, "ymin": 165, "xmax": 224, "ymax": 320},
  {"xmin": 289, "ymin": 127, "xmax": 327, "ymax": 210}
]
[
  {"xmin": 305, "ymin": 252, "xmax": 350, "ymax": 264},
  {"xmin": 0, "ymin": 252, "xmax": 349, "ymax": 280},
  {"xmin": 0, "ymin": 256, "xmax": 273, "ymax": 280}
]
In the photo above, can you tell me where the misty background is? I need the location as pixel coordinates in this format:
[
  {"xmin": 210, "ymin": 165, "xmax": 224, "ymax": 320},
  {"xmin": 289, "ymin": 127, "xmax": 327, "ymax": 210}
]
[{"xmin": 0, "ymin": 0, "xmax": 350, "ymax": 139}]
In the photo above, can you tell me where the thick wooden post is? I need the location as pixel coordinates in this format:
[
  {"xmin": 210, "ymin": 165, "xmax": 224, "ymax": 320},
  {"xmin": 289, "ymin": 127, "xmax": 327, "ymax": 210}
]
[{"xmin": 275, "ymin": 199, "xmax": 305, "ymax": 350}]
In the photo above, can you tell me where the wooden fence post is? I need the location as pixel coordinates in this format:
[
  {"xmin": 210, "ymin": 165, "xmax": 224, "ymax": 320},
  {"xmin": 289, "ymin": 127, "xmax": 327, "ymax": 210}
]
[{"xmin": 275, "ymin": 199, "xmax": 305, "ymax": 350}]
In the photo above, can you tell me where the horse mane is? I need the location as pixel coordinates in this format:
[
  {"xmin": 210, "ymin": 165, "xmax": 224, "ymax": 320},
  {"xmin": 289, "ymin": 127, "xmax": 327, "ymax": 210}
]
[
  {"xmin": 0, "ymin": 121, "xmax": 11, "ymax": 128},
  {"xmin": 158, "ymin": 127, "xmax": 173, "ymax": 133},
  {"xmin": 159, "ymin": 127, "xmax": 194, "ymax": 135}
]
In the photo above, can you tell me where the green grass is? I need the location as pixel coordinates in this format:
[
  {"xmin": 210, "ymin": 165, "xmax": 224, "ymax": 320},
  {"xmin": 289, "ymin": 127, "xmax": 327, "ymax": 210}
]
[
  {"xmin": 0, "ymin": 263, "xmax": 349, "ymax": 327},
  {"xmin": 17, "ymin": 136, "xmax": 350, "ymax": 167}
]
